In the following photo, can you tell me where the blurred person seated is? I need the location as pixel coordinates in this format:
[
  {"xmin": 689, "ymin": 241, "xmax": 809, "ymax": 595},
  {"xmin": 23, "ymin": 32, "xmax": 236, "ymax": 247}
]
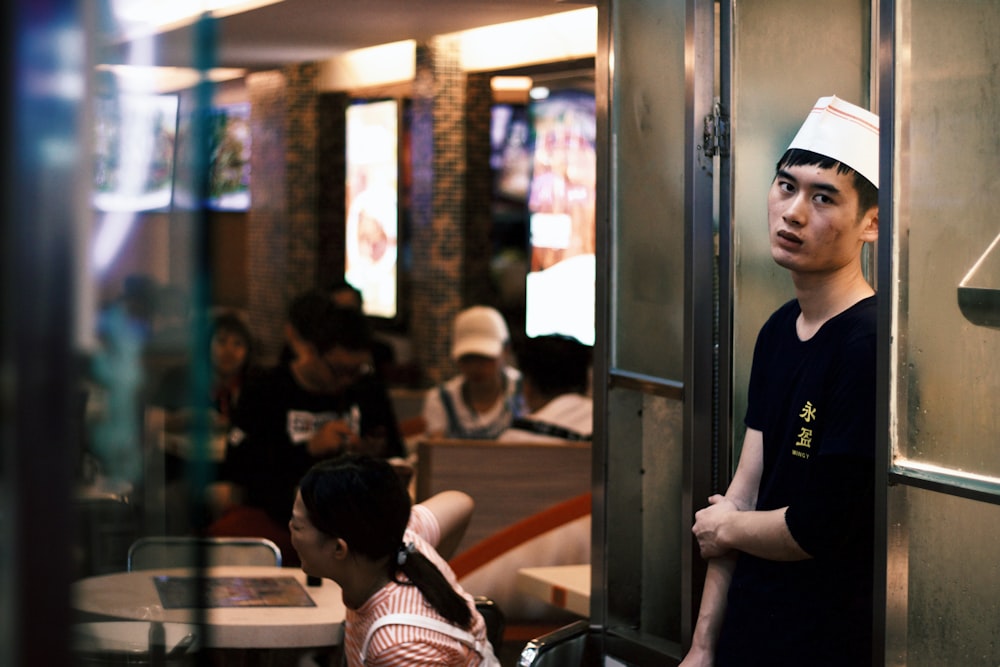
[
  {"xmin": 499, "ymin": 334, "xmax": 593, "ymax": 443},
  {"xmin": 151, "ymin": 311, "xmax": 258, "ymax": 440},
  {"xmin": 207, "ymin": 289, "xmax": 404, "ymax": 565},
  {"xmin": 276, "ymin": 278, "xmax": 397, "ymax": 379},
  {"xmin": 421, "ymin": 306, "xmax": 523, "ymax": 440},
  {"xmin": 291, "ymin": 454, "xmax": 498, "ymax": 666},
  {"xmin": 327, "ymin": 278, "xmax": 396, "ymax": 381},
  {"xmin": 149, "ymin": 312, "xmax": 259, "ymax": 533}
]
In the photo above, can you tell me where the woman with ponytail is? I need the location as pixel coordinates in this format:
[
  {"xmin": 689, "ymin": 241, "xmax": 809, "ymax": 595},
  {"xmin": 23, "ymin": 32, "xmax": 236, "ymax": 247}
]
[{"xmin": 290, "ymin": 454, "xmax": 499, "ymax": 666}]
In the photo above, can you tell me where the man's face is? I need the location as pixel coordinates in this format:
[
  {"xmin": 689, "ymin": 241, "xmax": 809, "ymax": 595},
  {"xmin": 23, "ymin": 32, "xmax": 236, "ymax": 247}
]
[
  {"xmin": 767, "ymin": 163, "xmax": 878, "ymax": 276},
  {"xmin": 296, "ymin": 343, "xmax": 372, "ymax": 394}
]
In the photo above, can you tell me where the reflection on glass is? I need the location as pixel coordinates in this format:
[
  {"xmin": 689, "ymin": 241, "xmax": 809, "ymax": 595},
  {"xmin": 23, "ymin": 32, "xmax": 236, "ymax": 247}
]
[
  {"xmin": 957, "ymin": 231, "xmax": 1000, "ymax": 329},
  {"xmin": 611, "ymin": 0, "xmax": 686, "ymax": 379},
  {"xmin": 893, "ymin": 0, "xmax": 1000, "ymax": 478},
  {"xmin": 206, "ymin": 102, "xmax": 251, "ymax": 211},
  {"xmin": 895, "ymin": 486, "xmax": 1000, "ymax": 666},
  {"xmin": 92, "ymin": 93, "xmax": 179, "ymax": 213}
]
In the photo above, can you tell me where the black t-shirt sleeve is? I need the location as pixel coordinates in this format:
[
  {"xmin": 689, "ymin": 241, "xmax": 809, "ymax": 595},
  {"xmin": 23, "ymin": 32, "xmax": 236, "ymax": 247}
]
[
  {"xmin": 784, "ymin": 453, "xmax": 874, "ymax": 558},
  {"xmin": 785, "ymin": 330, "xmax": 877, "ymax": 558}
]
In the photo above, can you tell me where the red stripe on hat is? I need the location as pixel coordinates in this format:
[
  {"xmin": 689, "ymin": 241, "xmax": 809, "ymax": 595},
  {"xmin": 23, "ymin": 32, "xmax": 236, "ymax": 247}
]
[{"xmin": 825, "ymin": 105, "xmax": 878, "ymax": 133}]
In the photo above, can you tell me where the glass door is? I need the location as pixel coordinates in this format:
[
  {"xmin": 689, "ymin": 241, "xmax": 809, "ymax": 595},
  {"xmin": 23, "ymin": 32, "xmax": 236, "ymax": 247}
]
[
  {"xmin": 3, "ymin": 2, "xmax": 83, "ymax": 663},
  {"xmin": 881, "ymin": 0, "xmax": 1000, "ymax": 664},
  {"xmin": 596, "ymin": 0, "xmax": 715, "ymax": 662},
  {"xmin": 598, "ymin": 0, "xmax": 876, "ymax": 663}
]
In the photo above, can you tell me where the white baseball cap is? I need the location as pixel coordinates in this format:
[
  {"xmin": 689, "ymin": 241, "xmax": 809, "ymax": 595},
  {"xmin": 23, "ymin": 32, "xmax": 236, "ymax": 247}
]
[
  {"xmin": 451, "ymin": 306, "xmax": 510, "ymax": 360},
  {"xmin": 787, "ymin": 95, "xmax": 880, "ymax": 188}
]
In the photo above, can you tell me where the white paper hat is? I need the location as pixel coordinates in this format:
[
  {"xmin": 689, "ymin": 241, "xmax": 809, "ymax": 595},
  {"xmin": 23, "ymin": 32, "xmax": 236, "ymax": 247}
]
[{"xmin": 787, "ymin": 95, "xmax": 879, "ymax": 188}]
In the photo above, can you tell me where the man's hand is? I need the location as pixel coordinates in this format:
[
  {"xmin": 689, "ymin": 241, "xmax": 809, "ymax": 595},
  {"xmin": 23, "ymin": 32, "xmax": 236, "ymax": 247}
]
[
  {"xmin": 307, "ymin": 419, "xmax": 359, "ymax": 458},
  {"xmin": 692, "ymin": 494, "xmax": 740, "ymax": 559},
  {"xmin": 678, "ymin": 644, "xmax": 714, "ymax": 667}
]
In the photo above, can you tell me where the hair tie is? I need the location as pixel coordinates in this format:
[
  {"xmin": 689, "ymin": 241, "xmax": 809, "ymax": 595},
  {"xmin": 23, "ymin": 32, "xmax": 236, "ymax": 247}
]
[{"xmin": 396, "ymin": 541, "xmax": 415, "ymax": 566}]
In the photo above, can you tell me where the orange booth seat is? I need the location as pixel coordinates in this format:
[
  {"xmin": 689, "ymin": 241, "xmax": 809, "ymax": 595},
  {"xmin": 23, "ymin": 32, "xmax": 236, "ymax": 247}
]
[{"xmin": 415, "ymin": 438, "xmax": 592, "ymax": 622}]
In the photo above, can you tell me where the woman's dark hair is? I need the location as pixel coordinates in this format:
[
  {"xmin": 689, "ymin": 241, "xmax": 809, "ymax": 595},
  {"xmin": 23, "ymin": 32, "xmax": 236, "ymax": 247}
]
[
  {"xmin": 776, "ymin": 148, "xmax": 878, "ymax": 216},
  {"xmin": 298, "ymin": 455, "xmax": 472, "ymax": 628}
]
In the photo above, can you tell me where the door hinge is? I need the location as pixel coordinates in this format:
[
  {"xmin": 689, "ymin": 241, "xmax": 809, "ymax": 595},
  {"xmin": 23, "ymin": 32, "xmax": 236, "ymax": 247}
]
[{"xmin": 702, "ymin": 101, "xmax": 730, "ymax": 159}]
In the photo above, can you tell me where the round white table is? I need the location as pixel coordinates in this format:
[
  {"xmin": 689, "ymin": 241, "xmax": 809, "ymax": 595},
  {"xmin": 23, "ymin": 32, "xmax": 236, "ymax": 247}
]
[{"xmin": 73, "ymin": 565, "xmax": 345, "ymax": 649}]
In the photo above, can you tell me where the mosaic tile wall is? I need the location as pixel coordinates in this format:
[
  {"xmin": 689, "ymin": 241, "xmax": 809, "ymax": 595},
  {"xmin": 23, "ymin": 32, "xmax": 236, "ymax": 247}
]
[
  {"xmin": 284, "ymin": 62, "xmax": 321, "ymax": 294},
  {"xmin": 317, "ymin": 92, "xmax": 349, "ymax": 290},
  {"xmin": 246, "ymin": 69, "xmax": 289, "ymax": 362},
  {"xmin": 464, "ymin": 71, "xmax": 495, "ymax": 308},
  {"xmin": 411, "ymin": 36, "xmax": 464, "ymax": 384},
  {"xmin": 246, "ymin": 63, "xmax": 320, "ymax": 362},
  {"xmin": 245, "ymin": 50, "xmax": 495, "ymax": 382}
]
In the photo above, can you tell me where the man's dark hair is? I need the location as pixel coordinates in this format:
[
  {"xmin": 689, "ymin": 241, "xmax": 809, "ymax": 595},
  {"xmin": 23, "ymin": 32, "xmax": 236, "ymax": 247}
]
[
  {"xmin": 516, "ymin": 334, "xmax": 592, "ymax": 398},
  {"xmin": 777, "ymin": 148, "xmax": 878, "ymax": 215},
  {"xmin": 326, "ymin": 279, "xmax": 363, "ymax": 309},
  {"xmin": 288, "ymin": 289, "xmax": 372, "ymax": 354}
]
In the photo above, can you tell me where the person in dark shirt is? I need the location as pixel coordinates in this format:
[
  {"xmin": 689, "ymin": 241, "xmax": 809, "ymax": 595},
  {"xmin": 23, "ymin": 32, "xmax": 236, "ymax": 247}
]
[
  {"xmin": 149, "ymin": 312, "xmax": 258, "ymax": 533},
  {"xmin": 500, "ymin": 334, "xmax": 593, "ymax": 443},
  {"xmin": 681, "ymin": 96, "xmax": 880, "ymax": 667},
  {"xmin": 152, "ymin": 311, "xmax": 257, "ymax": 437},
  {"xmin": 209, "ymin": 289, "xmax": 403, "ymax": 565},
  {"xmin": 327, "ymin": 278, "xmax": 396, "ymax": 380}
]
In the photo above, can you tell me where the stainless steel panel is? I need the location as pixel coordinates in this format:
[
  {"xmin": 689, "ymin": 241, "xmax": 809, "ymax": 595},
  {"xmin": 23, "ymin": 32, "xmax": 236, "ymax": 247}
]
[{"xmin": 611, "ymin": 0, "xmax": 687, "ymax": 380}]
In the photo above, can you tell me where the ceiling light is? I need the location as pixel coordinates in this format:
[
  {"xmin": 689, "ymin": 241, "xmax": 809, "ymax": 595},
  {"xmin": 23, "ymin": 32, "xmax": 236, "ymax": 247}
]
[
  {"xmin": 111, "ymin": 0, "xmax": 284, "ymax": 37},
  {"xmin": 529, "ymin": 86, "xmax": 550, "ymax": 100},
  {"xmin": 96, "ymin": 64, "xmax": 247, "ymax": 93},
  {"xmin": 459, "ymin": 8, "xmax": 596, "ymax": 72},
  {"xmin": 491, "ymin": 76, "xmax": 533, "ymax": 92}
]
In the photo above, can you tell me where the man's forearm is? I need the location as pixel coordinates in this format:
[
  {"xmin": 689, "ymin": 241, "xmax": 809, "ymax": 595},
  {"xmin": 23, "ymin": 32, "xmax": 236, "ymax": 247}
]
[
  {"xmin": 721, "ymin": 506, "xmax": 810, "ymax": 561},
  {"xmin": 687, "ymin": 552, "xmax": 737, "ymax": 661}
]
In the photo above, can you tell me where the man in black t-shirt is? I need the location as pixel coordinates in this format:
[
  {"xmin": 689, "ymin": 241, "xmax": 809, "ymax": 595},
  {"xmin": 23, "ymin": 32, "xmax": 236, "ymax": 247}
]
[
  {"xmin": 682, "ymin": 96, "xmax": 880, "ymax": 667},
  {"xmin": 209, "ymin": 289, "xmax": 402, "ymax": 565}
]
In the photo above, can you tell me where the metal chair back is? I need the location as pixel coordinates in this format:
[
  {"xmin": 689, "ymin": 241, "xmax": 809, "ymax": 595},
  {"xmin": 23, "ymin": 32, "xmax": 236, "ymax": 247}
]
[
  {"xmin": 473, "ymin": 595, "xmax": 506, "ymax": 655},
  {"xmin": 518, "ymin": 620, "xmax": 595, "ymax": 666},
  {"xmin": 126, "ymin": 536, "xmax": 282, "ymax": 571}
]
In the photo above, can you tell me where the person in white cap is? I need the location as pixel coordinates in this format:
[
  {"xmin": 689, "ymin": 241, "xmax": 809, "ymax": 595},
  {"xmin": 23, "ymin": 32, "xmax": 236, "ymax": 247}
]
[
  {"xmin": 681, "ymin": 96, "xmax": 879, "ymax": 667},
  {"xmin": 420, "ymin": 306, "xmax": 523, "ymax": 439}
]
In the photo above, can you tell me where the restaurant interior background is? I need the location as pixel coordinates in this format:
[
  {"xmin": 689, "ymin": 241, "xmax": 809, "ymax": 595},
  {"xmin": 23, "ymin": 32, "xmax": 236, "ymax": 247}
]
[
  {"xmin": 5, "ymin": 1, "xmax": 601, "ymax": 664},
  {"xmin": 5, "ymin": 0, "xmax": 1000, "ymax": 665}
]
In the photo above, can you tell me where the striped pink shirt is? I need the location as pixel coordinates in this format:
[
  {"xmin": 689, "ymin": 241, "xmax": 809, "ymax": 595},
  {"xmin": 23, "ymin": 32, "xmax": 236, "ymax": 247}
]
[{"xmin": 343, "ymin": 505, "xmax": 489, "ymax": 666}]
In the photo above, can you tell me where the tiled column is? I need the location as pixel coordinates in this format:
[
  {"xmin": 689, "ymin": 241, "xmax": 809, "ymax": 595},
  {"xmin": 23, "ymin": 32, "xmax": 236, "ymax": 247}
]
[
  {"xmin": 410, "ymin": 37, "xmax": 463, "ymax": 384},
  {"xmin": 464, "ymin": 71, "xmax": 495, "ymax": 307},
  {"xmin": 284, "ymin": 63, "xmax": 321, "ymax": 292},
  {"xmin": 245, "ymin": 63, "xmax": 321, "ymax": 363},
  {"xmin": 317, "ymin": 92, "xmax": 349, "ymax": 289},
  {"xmin": 410, "ymin": 38, "xmax": 495, "ymax": 385}
]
